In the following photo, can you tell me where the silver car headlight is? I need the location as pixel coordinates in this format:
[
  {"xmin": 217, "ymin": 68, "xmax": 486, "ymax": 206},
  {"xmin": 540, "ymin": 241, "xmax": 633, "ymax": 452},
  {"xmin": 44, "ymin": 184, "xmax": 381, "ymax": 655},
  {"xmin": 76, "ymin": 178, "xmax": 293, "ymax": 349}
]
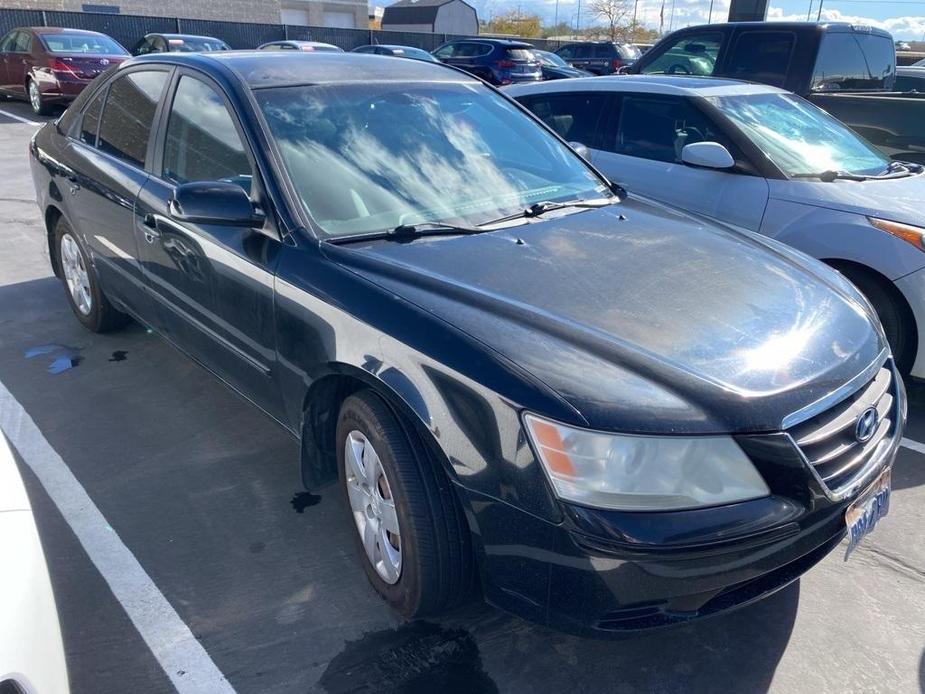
[{"xmin": 523, "ymin": 413, "xmax": 770, "ymax": 511}]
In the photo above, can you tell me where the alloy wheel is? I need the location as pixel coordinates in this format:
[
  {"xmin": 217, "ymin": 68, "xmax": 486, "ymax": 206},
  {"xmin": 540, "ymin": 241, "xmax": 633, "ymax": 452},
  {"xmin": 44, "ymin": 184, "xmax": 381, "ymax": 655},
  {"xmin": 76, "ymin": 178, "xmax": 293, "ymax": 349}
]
[
  {"xmin": 60, "ymin": 233, "xmax": 92, "ymax": 315},
  {"xmin": 344, "ymin": 430, "xmax": 402, "ymax": 584},
  {"xmin": 28, "ymin": 80, "xmax": 40, "ymax": 113}
]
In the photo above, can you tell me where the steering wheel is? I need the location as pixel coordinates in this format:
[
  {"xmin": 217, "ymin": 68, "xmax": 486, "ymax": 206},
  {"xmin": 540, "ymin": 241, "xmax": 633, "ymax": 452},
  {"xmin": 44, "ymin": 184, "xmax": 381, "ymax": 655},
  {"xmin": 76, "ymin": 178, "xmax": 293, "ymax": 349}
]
[{"xmin": 667, "ymin": 63, "xmax": 691, "ymax": 75}]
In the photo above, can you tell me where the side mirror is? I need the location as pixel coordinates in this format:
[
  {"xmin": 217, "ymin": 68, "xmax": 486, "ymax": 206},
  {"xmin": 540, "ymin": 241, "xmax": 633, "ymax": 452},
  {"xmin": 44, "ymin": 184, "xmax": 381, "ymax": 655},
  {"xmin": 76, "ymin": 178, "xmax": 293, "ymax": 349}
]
[
  {"xmin": 169, "ymin": 181, "xmax": 265, "ymax": 227},
  {"xmin": 569, "ymin": 141, "xmax": 590, "ymax": 160},
  {"xmin": 681, "ymin": 142, "xmax": 735, "ymax": 170}
]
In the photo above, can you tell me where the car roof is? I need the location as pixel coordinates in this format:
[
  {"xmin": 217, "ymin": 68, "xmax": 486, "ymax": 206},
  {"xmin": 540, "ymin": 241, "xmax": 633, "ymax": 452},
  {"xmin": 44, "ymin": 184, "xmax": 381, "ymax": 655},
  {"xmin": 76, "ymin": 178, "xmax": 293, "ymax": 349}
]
[
  {"xmin": 665, "ymin": 21, "xmax": 892, "ymax": 38},
  {"xmin": 28, "ymin": 27, "xmax": 107, "ymax": 36},
  {"xmin": 445, "ymin": 38, "xmax": 532, "ymax": 47},
  {"xmin": 147, "ymin": 33, "xmax": 226, "ymax": 41},
  {"xmin": 505, "ymin": 74, "xmax": 787, "ymax": 98},
  {"xmin": 128, "ymin": 51, "xmax": 479, "ymax": 88}
]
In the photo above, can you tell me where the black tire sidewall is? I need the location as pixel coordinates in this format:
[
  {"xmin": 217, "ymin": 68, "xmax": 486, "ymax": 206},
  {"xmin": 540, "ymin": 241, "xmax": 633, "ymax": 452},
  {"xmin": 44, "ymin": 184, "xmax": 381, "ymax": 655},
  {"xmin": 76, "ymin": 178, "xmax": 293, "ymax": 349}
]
[
  {"xmin": 336, "ymin": 393, "xmax": 426, "ymax": 617},
  {"xmin": 846, "ymin": 271, "xmax": 914, "ymax": 374}
]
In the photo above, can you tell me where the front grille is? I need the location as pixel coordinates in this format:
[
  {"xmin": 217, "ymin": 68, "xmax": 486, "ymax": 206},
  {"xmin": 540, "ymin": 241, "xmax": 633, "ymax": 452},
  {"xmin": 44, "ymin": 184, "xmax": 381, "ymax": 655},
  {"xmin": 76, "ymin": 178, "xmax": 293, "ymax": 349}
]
[{"xmin": 787, "ymin": 364, "xmax": 895, "ymax": 493}]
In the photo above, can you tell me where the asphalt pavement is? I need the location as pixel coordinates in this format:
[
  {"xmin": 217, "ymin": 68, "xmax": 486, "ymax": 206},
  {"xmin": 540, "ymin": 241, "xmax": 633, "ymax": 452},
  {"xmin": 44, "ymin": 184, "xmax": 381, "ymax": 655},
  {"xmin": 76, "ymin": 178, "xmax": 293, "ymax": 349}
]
[{"xmin": 0, "ymin": 99, "xmax": 923, "ymax": 694}]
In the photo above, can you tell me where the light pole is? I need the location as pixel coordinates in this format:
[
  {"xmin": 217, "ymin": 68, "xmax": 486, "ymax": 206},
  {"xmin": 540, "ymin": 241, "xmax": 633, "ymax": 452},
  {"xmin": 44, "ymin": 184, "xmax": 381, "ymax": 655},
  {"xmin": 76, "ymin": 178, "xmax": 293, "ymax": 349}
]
[
  {"xmin": 817, "ymin": 0, "xmax": 824, "ymax": 21},
  {"xmin": 708, "ymin": 0, "xmax": 714, "ymax": 24},
  {"xmin": 554, "ymin": 0, "xmax": 559, "ymax": 34},
  {"xmin": 576, "ymin": 0, "xmax": 582, "ymax": 34}
]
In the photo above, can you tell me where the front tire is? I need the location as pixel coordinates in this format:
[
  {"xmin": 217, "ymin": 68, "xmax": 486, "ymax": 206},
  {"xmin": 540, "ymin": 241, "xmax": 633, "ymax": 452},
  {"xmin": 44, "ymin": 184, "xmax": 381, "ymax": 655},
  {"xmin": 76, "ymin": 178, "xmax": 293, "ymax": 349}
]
[
  {"xmin": 842, "ymin": 268, "xmax": 916, "ymax": 374},
  {"xmin": 336, "ymin": 390, "xmax": 472, "ymax": 618},
  {"xmin": 54, "ymin": 218, "xmax": 128, "ymax": 332},
  {"xmin": 27, "ymin": 79, "xmax": 53, "ymax": 116}
]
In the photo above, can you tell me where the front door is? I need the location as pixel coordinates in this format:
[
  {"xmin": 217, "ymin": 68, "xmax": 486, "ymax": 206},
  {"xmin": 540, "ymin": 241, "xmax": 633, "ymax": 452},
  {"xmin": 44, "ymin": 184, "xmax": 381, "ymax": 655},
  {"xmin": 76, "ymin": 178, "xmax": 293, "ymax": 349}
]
[
  {"xmin": 593, "ymin": 93, "xmax": 770, "ymax": 231},
  {"xmin": 135, "ymin": 71, "xmax": 284, "ymax": 418}
]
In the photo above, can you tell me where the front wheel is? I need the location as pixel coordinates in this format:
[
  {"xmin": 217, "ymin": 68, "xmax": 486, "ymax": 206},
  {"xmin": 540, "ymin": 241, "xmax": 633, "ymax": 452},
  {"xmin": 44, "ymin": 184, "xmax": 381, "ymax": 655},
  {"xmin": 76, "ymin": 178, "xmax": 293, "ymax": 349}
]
[
  {"xmin": 27, "ymin": 79, "xmax": 53, "ymax": 116},
  {"xmin": 54, "ymin": 218, "xmax": 128, "ymax": 332},
  {"xmin": 336, "ymin": 390, "xmax": 472, "ymax": 618},
  {"xmin": 843, "ymin": 269, "xmax": 916, "ymax": 374}
]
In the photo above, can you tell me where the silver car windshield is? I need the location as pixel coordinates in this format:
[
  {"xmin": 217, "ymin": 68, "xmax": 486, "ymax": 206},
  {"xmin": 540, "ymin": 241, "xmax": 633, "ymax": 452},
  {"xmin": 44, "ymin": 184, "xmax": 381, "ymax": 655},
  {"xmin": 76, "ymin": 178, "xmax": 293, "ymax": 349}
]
[
  {"xmin": 256, "ymin": 82, "xmax": 607, "ymax": 238},
  {"xmin": 709, "ymin": 92, "xmax": 890, "ymax": 177}
]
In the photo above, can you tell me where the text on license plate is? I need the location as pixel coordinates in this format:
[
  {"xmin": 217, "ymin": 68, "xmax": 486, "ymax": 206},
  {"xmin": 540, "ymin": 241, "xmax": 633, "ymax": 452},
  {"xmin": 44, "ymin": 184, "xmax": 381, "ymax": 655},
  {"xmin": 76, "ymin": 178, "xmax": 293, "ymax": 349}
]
[{"xmin": 844, "ymin": 469, "xmax": 891, "ymax": 560}]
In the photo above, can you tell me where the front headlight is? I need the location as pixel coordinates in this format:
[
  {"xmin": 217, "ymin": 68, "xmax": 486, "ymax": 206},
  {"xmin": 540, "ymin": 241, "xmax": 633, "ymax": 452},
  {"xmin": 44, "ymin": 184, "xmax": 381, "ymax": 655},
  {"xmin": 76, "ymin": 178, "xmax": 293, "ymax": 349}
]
[{"xmin": 523, "ymin": 413, "xmax": 770, "ymax": 511}]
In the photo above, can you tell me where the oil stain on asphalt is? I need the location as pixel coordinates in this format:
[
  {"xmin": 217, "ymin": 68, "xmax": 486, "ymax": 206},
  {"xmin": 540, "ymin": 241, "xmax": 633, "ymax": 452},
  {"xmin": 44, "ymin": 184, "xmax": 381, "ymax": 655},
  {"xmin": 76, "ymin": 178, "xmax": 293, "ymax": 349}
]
[
  {"xmin": 24, "ymin": 343, "xmax": 82, "ymax": 374},
  {"xmin": 290, "ymin": 491, "xmax": 321, "ymax": 513},
  {"xmin": 109, "ymin": 350, "xmax": 128, "ymax": 362},
  {"xmin": 319, "ymin": 621, "xmax": 498, "ymax": 693}
]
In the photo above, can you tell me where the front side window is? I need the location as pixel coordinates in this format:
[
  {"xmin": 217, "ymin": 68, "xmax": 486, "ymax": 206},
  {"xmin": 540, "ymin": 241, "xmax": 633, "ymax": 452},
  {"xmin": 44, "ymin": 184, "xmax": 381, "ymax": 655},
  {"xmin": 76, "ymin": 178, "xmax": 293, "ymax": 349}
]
[
  {"xmin": 98, "ymin": 71, "xmax": 167, "ymax": 167},
  {"xmin": 518, "ymin": 93, "xmax": 606, "ymax": 148},
  {"xmin": 79, "ymin": 91, "xmax": 104, "ymax": 145},
  {"xmin": 727, "ymin": 32, "xmax": 795, "ymax": 87},
  {"xmin": 709, "ymin": 92, "xmax": 889, "ymax": 176},
  {"xmin": 0, "ymin": 31, "xmax": 17, "ymax": 52},
  {"xmin": 433, "ymin": 43, "xmax": 456, "ymax": 58},
  {"xmin": 256, "ymin": 82, "xmax": 607, "ymax": 238},
  {"xmin": 610, "ymin": 95, "xmax": 734, "ymax": 164},
  {"xmin": 557, "ymin": 45, "xmax": 575, "ymax": 59},
  {"xmin": 163, "ymin": 76, "xmax": 253, "ymax": 192},
  {"xmin": 640, "ymin": 32, "xmax": 723, "ymax": 76}
]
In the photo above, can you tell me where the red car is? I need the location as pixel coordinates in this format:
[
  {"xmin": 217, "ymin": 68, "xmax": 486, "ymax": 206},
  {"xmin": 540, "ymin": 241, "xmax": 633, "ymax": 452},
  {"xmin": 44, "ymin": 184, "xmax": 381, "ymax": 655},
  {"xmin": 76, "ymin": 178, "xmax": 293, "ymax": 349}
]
[{"xmin": 0, "ymin": 27, "xmax": 129, "ymax": 115}]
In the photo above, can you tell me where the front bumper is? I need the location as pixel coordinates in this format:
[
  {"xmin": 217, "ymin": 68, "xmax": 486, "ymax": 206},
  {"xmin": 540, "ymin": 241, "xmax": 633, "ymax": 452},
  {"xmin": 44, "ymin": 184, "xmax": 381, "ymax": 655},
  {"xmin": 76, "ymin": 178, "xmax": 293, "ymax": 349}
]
[{"xmin": 462, "ymin": 374, "xmax": 903, "ymax": 637}]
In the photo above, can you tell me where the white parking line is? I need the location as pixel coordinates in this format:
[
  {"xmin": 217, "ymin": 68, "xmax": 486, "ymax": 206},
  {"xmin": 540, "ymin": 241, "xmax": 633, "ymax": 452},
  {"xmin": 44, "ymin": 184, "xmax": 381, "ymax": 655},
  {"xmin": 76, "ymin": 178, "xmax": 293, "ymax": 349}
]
[
  {"xmin": 0, "ymin": 379, "xmax": 236, "ymax": 694},
  {"xmin": 901, "ymin": 438, "xmax": 925, "ymax": 455},
  {"xmin": 0, "ymin": 108, "xmax": 44, "ymax": 126}
]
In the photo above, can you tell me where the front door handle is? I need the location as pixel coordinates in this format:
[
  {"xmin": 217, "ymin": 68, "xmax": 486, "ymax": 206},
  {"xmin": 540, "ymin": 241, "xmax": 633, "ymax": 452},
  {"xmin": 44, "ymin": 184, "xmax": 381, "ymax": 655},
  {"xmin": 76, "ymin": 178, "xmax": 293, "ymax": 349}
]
[{"xmin": 141, "ymin": 214, "xmax": 161, "ymax": 243}]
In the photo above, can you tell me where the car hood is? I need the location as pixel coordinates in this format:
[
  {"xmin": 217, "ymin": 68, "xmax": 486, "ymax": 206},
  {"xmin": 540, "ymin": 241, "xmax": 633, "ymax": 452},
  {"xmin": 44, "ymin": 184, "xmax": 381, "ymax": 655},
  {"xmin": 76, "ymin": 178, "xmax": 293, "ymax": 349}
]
[
  {"xmin": 770, "ymin": 171, "xmax": 925, "ymax": 226},
  {"xmin": 328, "ymin": 197, "xmax": 884, "ymax": 433}
]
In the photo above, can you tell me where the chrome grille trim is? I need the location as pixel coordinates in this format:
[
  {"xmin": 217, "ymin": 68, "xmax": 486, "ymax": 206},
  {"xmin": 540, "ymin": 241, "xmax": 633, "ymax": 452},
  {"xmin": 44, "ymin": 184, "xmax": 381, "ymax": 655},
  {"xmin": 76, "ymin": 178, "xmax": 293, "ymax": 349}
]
[{"xmin": 785, "ymin": 360, "xmax": 900, "ymax": 498}]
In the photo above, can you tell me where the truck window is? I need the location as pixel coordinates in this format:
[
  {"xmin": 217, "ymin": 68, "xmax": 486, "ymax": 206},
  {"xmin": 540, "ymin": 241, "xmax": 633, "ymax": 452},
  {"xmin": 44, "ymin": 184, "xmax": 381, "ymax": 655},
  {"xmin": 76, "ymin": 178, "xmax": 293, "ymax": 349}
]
[
  {"xmin": 639, "ymin": 32, "xmax": 722, "ymax": 76},
  {"xmin": 727, "ymin": 32, "xmax": 795, "ymax": 88},
  {"xmin": 812, "ymin": 32, "xmax": 895, "ymax": 91}
]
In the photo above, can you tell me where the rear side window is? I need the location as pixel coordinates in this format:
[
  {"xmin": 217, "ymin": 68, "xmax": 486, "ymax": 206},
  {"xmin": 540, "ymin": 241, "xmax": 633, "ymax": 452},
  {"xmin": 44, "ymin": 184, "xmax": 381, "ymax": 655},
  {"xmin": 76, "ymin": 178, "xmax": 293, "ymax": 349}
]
[
  {"xmin": 79, "ymin": 91, "xmax": 104, "ymax": 145},
  {"xmin": 557, "ymin": 45, "xmax": 575, "ymax": 59},
  {"xmin": 727, "ymin": 31, "xmax": 795, "ymax": 87},
  {"xmin": 812, "ymin": 33, "xmax": 896, "ymax": 91},
  {"xmin": 13, "ymin": 31, "xmax": 32, "ymax": 53},
  {"xmin": 98, "ymin": 71, "xmax": 167, "ymax": 167},
  {"xmin": 518, "ymin": 92, "xmax": 606, "ymax": 148},
  {"xmin": 163, "ymin": 76, "xmax": 253, "ymax": 192},
  {"xmin": 455, "ymin": 42, "xmax": 491, "ymax": 57},
  {"xmin": 640, "ymin": 32, "xmax": 723, "ymax": 76},
  {"xmin": 593, "ymin": 44, "xmax": 613, "ymax": 58}
]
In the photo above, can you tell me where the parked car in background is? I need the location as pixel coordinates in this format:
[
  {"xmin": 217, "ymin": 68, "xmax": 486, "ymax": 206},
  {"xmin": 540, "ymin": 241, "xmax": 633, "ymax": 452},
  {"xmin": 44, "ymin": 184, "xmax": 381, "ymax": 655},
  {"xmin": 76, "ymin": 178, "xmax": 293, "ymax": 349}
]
[
  {"xmin": 555, "ymin": 41, "xmax": 641, "ymax": 75},
  {"xmin": 894, "ymin": 66, "xmax": 925, "ymax": 92},
  {"xmin": 31, "ymin": 51, "xmax": 901, "ymax": 636},
  {"xmin": 627, "ymin": 22, "xmax": 925, "ymax": 165},
  {"xmin": 0, "ymin": 27, "xmax": 128, "ymax": 115},
  {"xmin": 532, "ymin": 49, "xmax": 592, "ymax": 80},
  {"xmin": 259, "ymin": 40, "xmax": 342, "ymax": 52},
  {"xmin": 0, "ymin": 434, "xmax": 69, "ymax": 694},
  {"xmin": 131, "ymin": 33, "xmax": 230, "ymax": 55},
  {"xmin": 352, "ymin": 44, "xmax": 437, "ymax": 62},
  {"xmin": 510, "ymin": 74, "xmax": 925, "ymax": 376},
  {"xmin": 433, "ymin": 38, "xmax": 541, "ymax": 85}
]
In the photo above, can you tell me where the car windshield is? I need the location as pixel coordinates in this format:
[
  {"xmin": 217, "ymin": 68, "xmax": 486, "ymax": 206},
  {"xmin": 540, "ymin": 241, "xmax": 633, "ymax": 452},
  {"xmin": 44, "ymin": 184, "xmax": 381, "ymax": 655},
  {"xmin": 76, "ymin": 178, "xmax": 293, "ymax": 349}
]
[
  {"xmin": 708, "ymin": 92, "xmax": 890, "ymax": 177},
  {"xmin": 536, "ymin": 50, "xmax": 567, "ymax": 68},
  {"xmin": 396, "ymin": 47, "xmax": 437, "ymax": 62},
  {"xmin": 170, "ymin": 37, "xmax": 229, "ymax": 52},
  {"xmin": 41, "ymin": 33, "xmax": 127, "ymax": 55},
  {"xmin": 256, "ymin": 81, "xmax": 607, "ymax": 238}
]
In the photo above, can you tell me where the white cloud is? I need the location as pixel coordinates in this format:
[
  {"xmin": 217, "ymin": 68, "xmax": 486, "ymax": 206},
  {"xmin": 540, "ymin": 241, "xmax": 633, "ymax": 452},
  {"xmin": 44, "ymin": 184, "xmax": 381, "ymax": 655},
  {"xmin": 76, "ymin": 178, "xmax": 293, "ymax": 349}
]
[{"xmin": 768, "ymin": 6, "xmax": 925, "ymax": 40}]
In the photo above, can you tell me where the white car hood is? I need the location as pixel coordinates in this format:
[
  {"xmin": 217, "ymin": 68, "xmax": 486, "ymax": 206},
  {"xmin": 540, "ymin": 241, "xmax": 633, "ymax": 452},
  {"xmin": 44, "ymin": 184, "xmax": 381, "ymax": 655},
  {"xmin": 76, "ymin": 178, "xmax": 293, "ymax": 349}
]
[{"xmin": 770, "ymin": 171, "xmax": 925, "ymax": 226}]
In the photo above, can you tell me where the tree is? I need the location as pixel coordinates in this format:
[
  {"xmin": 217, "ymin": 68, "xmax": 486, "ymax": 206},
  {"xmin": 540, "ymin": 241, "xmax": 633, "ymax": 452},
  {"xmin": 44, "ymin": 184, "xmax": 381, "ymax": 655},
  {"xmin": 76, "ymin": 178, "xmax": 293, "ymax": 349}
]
[
  {"xmin": 488, "ymin": 9, "xmax": 542, "ymax": 38},
  {"xmin": 587, "ymin": 0, "xmax": 631, "ymax": 42}
]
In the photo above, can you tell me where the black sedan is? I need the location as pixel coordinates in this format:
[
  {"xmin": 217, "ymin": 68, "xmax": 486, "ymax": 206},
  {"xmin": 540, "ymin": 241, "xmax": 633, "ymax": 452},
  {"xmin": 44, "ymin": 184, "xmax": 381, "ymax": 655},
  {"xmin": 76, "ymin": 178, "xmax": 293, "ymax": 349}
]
[
  {"xmin": 352, "ymin": 44, "xmax": 438, "ymax": 62},
  {"xmin": 533, "ymin": 49, "xmax": 593, "ymax": 80},
  {"xmin": 30, "ymin": 52, "xmax": 902, "ymax": 636}
]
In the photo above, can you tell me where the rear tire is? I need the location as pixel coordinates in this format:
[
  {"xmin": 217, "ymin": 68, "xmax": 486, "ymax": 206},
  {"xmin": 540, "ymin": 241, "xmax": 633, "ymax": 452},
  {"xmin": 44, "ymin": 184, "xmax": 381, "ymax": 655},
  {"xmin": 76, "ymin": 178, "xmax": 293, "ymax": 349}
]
[
  {"xmin": 841, "ymin": 268, "xmax": 916, "ymax": 374},
  {"xmin": 336, "ymin": 390, "xmax": 472, "ymax": 618},
  {"xmin": 54, "ymin": 217, "xmax": 129, "ymax": 333},
  {"xmin": 27, "ymin": 79, "xmax": 53, "ymax": 116}
]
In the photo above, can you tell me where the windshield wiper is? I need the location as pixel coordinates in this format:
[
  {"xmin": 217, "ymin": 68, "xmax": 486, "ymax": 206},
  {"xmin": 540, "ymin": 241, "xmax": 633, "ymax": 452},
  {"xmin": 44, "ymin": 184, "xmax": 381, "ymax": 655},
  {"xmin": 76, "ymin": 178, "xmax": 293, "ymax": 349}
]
[
  {"xmin": 327, "ymin": 221, "xmax": 486, "ymax": 245},
  {"xmin": 792, "ymin": 170, "xmax": 870, "ymax": 182},
  {"xmin": 481, "ymin": 197, "xmax": 615, "ymax": 227},
  {"xmin": 793, "ymin": 162, "xmax": 923, "ymax": 183}
]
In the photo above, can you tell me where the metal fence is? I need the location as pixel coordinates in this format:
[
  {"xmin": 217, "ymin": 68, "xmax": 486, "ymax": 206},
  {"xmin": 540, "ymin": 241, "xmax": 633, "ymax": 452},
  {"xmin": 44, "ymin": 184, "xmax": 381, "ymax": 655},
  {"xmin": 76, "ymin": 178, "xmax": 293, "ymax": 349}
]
[{"xmin": 0, "ymin": 8, "xmax": 562, "ymax": 53}]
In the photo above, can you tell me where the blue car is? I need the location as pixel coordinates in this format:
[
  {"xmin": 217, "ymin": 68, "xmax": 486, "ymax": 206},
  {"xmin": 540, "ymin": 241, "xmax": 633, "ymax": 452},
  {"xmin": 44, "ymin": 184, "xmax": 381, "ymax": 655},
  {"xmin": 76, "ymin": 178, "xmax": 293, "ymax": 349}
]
[{"xmin": 433, "ymin": 38, "xmax": 541, "ymax": 85}]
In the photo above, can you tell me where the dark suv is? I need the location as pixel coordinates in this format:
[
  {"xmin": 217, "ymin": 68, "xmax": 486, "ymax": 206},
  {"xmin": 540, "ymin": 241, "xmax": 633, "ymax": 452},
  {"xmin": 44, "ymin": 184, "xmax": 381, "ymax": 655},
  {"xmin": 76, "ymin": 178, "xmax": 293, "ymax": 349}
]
[
  {"xmin": 556, "ymin": 41, "xmax": 641, "ymax": 74},
  {"xmin": 433, "ymin": 38, "xmax": 541, "ymax": 85}
]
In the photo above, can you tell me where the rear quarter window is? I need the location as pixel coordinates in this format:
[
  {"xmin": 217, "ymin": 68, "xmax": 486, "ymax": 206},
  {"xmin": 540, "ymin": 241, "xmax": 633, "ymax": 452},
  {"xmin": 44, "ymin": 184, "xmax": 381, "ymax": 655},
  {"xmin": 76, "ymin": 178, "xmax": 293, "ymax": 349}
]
[
  {"xmin": 812, "ymin": 32, "xmax": 895, "ymax": 91},
  {"xmin": 97, "ymin": 71, "xmax": 167, "ymax": 167}
]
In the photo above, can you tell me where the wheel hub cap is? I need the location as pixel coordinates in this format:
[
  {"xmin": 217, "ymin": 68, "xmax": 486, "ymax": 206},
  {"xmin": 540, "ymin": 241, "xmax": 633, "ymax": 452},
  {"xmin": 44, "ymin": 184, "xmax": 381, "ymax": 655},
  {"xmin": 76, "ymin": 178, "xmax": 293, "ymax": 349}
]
[
  {"xmin": 344, "ymin": 430, "xmax": 402, "ymax": 584},
  {"xmin": 60, "ymin": 233, "xmax": 92, "ymax": 315},
  {"xmin": 29, "ymin": 81, "xmax": 39, "ymax": 110}
]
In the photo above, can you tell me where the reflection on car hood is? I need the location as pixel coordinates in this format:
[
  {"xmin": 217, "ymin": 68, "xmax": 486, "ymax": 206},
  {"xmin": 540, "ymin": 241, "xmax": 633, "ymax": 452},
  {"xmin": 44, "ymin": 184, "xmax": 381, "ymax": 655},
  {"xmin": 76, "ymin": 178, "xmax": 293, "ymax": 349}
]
[
  {"xmin": 771, "ymin": 172, "xmax": 925, "ymax": 226},
  {"xmin": 331, "ymin": 197, "xmax": 884, "ymax": 433}
]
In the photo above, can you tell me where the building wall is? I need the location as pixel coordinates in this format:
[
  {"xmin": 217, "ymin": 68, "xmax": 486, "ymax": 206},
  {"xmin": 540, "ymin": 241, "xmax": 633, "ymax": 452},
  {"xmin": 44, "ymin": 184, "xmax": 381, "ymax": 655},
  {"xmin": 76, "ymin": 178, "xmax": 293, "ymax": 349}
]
[
  {"xmin": 434, "ymin": 1, "xmax": 476, "ymax": 35},
  {"xmin": 282, "ymin": 0, "xmax": 367, "ymax": 28},
  {"xmin": 1, "ymin": 0, "xmax": 282, "ymax": 24}
]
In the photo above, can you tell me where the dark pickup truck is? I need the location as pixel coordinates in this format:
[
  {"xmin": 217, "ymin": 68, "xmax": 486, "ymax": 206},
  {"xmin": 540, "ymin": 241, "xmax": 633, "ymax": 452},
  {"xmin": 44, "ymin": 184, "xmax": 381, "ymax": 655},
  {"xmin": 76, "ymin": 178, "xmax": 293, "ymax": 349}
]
[{"xmin": 628, "ymin": 22, "xmax": 925, "ymax": 164}]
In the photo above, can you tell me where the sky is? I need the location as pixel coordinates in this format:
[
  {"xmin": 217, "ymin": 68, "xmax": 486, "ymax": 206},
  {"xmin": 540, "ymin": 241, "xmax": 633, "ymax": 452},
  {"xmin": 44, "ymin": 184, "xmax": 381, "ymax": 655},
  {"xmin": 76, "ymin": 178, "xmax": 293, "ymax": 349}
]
[{"xmin": 470, "ymin": 0, "xmax": 925, "ymax": 40}]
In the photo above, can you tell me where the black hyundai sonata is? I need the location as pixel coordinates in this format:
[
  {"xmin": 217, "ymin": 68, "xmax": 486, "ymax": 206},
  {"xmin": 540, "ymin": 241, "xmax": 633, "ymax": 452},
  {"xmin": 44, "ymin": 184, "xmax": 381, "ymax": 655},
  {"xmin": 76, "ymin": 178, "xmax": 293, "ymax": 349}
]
[{"xmin": 30, "ymin": 52, "xmax": 903, "ymax": 636}]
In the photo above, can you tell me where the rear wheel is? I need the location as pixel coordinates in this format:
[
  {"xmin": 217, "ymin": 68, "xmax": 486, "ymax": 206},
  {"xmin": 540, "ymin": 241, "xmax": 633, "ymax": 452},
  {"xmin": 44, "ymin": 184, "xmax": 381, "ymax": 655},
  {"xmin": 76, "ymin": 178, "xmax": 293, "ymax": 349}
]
[
  {"xmin": 336, "ymin": 390, "xmax": 472, "ymax": 618},
  {"xmin": 54, "ymin": 218, "xmax": 128, "ymax": 332},
  {"xmin": 27, "ymin": 79, "xmax": 53, "ymax": 116}
]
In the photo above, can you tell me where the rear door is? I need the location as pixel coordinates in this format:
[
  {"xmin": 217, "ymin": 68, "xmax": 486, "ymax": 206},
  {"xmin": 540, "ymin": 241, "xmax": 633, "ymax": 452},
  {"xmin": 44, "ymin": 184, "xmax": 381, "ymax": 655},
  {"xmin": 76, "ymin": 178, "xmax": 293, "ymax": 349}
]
[
  {"xmin": 594, "ymin": 92, "xmax": 770, "ymax": 230},
  {"xmin": 0, "ymin": 31, "xmax": 16, "ymax": 91},
  {"xmin": 5, "ymin": 30, "xmax": 33, "ymax": 97},
  {"xmin": 135, "ymin": 69, "xmax": 285, "ymax": 417},
  {"xmin": 64, "ymin": 67, "xmax": 170, "ymax": 319}
]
